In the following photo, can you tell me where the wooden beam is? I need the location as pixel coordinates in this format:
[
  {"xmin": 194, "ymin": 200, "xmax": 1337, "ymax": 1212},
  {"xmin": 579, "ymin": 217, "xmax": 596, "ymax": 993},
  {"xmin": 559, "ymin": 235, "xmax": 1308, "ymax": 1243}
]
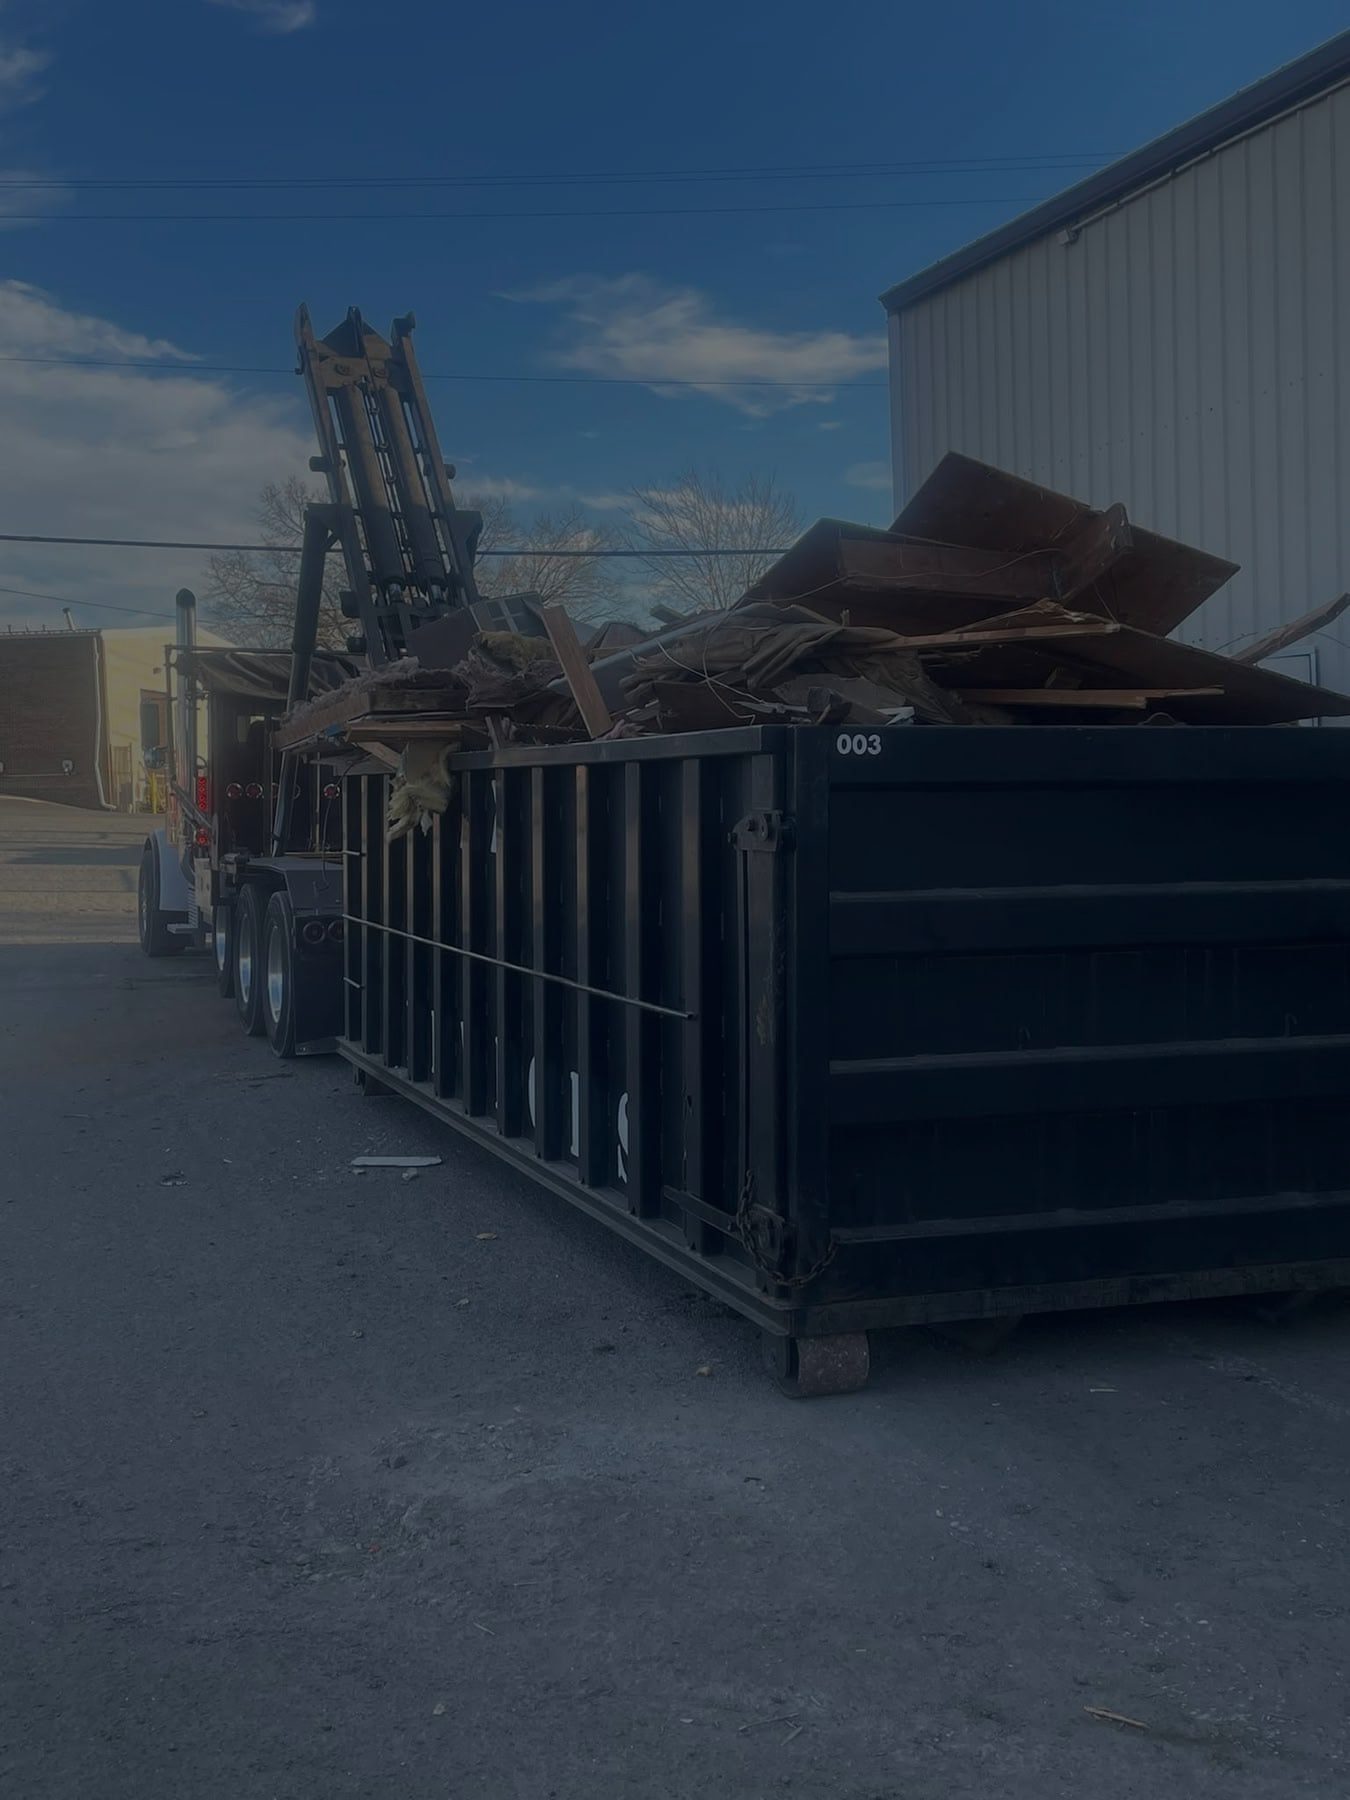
[
  {"xmin": 951, "ymin": 685, "xmax": 1224, "ymax": 710},
  {"xmin": 540, "ymin": 604, "xmax": 614, "ymax": 738}
]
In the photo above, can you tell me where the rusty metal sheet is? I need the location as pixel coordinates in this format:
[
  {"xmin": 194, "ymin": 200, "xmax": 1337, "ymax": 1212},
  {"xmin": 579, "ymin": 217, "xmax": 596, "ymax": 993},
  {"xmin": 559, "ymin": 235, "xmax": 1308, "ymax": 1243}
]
[
  {"xmin": 940, "ymin": 621, "xmax": 1350, "ymax": 725},
  {"xmin": 742, "ymin": 516, "xmax": 1058, "ymax": 618},
  {"xmin": 892, "ymin": 453, "xmax": 1238, "ymax": 636}
]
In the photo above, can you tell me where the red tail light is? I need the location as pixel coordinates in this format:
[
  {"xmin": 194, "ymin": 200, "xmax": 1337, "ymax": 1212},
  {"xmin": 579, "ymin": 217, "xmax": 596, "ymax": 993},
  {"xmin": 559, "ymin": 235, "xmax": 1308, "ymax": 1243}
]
[
  {"xmin": 193, "ymin": 827, "xmax": 210, "ymax": 848},
  {"xmin": 301, "ymin": 919, "xmax": 327, "ymax": 946},
  {"xmin": 196, "ymin": 775, "xmax": 210, "ymax": 813},
  {"xmin": 245, "ymin": 783, "xmax": 263, "ymax": 800},
  {"xmin": 322, "ymin": 782, "xmax": 341, "ymax": 800},
  {"xmin": 225, "ymin": 782, "xmax": 243, "ymax": 800}
]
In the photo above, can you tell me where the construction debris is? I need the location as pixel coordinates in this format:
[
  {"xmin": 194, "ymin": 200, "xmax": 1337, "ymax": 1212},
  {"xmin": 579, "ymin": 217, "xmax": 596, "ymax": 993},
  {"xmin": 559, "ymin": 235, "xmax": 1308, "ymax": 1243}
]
[{"xmin": 276, "ymin": 454, "xmax": 1350, "ymax": 827}]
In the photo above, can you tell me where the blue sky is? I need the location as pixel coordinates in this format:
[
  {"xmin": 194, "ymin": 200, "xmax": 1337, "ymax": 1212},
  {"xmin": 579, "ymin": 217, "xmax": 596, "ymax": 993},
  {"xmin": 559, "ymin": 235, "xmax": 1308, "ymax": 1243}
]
[{"xmin": 0, "ymin": 0, "xmax": 1346, "ymax": 624}]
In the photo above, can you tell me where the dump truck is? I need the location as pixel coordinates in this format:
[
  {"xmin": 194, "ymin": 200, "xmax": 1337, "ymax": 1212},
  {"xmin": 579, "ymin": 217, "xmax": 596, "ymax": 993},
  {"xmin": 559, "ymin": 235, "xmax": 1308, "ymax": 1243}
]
[{"xmin": 138, "ymin": 304, "xmax": 1350, "ymax": 1394}]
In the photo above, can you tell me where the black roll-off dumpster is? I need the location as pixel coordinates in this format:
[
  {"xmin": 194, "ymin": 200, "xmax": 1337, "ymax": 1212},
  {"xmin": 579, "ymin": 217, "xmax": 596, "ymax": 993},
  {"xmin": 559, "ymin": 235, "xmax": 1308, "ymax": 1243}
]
[{"xmin": 340, "ymin": 723, "xmax": 1350, "ymax": 1393}]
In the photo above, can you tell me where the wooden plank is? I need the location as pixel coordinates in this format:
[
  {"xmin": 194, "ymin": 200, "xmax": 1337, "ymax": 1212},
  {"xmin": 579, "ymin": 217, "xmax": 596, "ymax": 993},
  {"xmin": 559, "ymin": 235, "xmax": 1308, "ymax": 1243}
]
[
  {"xmin": 896, "ymin": 619, "xmax": 1122, "ymax": 651},
  {"xmin": 951, "ymin": 686, "xmax": 1224, "ymax": 710},
  {"xmin": 1231, "ymin": 591, "xmax": 1350, "ymax": 665},
  {"xmin": 541, "ymin": 604, "xmax": 614, "ymax": 738},
  {"xmin": 342, "ymin": 712, "xmax": 465, "ymax": 733}
]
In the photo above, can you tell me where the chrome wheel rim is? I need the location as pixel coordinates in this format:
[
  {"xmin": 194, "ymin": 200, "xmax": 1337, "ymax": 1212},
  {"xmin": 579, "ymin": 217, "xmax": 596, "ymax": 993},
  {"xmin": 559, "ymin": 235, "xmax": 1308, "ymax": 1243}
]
[
  {"xmin": 266, "ymin": 929, "xmax": 284, "ymax": 1021},
  {"xmin": 238, "ymin": 925, "xmax": 252, "ymax": 1002},
  {"xmin": 214, "ymin": 914, "xmax": 228, "ymax": 972}
]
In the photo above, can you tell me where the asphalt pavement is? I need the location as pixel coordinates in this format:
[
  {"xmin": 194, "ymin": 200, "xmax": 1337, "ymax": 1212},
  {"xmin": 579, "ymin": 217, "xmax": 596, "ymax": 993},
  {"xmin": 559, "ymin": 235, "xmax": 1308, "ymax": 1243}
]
[{"xmin": 2, "ymin": 795, "xmax": 1349, "ymax": 1799}]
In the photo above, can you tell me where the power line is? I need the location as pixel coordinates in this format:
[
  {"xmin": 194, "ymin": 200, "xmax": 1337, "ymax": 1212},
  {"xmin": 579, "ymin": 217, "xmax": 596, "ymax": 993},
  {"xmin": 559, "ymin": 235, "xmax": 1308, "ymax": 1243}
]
[
  {"xmin": 0, "ymin": 581, "xmax": 176, "ymax": 618},
  {"xmin": 0, "ymin": 153, "xmax": 1120, "ymax": 191},
  {"xmin": 0, "ymin": 195, "xmax": 1045, "ymax": 224},
  {"xmin": 0, "ymin": 531, "xmax": 792, "ymax": 557},
  {"xmin": 0, "ymin": 353, "xmax": 888, "ymax": 391}
]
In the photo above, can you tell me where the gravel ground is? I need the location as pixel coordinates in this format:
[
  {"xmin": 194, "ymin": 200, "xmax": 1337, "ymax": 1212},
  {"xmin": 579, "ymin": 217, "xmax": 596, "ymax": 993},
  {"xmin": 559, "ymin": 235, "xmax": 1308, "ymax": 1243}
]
[{"xmin": 2, "ymin": 795, "xmax": 1348, "ymax": 1799}]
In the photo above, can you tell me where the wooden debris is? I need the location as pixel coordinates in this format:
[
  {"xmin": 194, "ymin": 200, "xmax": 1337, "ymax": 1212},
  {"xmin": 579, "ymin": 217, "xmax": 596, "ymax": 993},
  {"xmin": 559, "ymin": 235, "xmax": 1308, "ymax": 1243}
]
[
  {"xmin": 1231, "ymin": 590, "xmax": 1350, "ymax": 665},
  {"xmin": 1083, "ymin": 1706, "xmax": 1148, "ymax": 1731},
  {"xmin": 273, "ymin": 455, "xmax": 1350, "ymax": 757},
  {"xmin": 541, "ymin": 603, "xmax": 614, "ymax": 738}
]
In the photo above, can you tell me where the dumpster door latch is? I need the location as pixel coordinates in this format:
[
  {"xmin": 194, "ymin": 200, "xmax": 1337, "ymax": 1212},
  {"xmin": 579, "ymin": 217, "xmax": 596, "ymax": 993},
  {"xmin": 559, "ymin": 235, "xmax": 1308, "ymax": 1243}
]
[{"xmin": 732, "ymin": 810, "xmax": 792, "ymax": 853}]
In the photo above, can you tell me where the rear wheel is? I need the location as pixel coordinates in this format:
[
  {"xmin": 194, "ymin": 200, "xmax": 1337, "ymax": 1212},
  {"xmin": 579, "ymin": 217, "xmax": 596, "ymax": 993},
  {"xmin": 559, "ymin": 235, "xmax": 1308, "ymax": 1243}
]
[
  {"xmin": 212, "ymin": 900, "xmax": 234, "ymax": 998},
  {"xmin": 262, "ymin": 892, "xmax": 298, "ymax": 1059},
  {"xmin": 137, "ymin": 844, "xmax": 187, "ymax": 959},
  {"xmin": 233, "ymin": 885, "xmax": 267, "ymax": 1036}
]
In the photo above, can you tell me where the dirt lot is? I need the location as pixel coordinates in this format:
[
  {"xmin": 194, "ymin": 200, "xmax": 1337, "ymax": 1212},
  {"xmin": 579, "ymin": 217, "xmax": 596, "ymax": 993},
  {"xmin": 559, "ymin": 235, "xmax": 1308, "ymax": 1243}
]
[{"xmin": 2, "ymin": 795, "xmax": 1348, "ymax": 1799}]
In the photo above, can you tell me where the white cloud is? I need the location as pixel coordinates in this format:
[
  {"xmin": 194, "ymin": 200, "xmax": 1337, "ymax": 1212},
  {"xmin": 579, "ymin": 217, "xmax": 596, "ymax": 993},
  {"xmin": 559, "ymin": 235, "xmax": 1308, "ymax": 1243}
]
[
  {"xmin": 0, "ymin": 282, "xmax": 315, "ymax": 629},
  {"xmin": 843, "ymin": 460, "xmax": 892, "ymax": 491},
  {"xmin": 576, "ymin": 491, "xmax": 632, "ymax": 513},
  {"xmin": 0, "ymin": 45, "xmax": 48, "ymax": 110},
  {"xmin": 207, "ymin": 0, "xmax": 317, "ymax": 33},
  {"xmin": 506, "ymin": 273, "xmax": 886, "ymax": 416},
  {"xmin": 457, "ymin": 473, "xmax": 545, "ymax": 504}
]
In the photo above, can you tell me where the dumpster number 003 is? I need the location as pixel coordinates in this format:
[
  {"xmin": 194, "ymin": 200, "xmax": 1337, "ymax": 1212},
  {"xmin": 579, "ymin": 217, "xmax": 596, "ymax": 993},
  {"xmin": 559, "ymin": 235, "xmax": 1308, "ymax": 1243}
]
[{"xmin": 835, "ymin": 731, "xmax": 883, "ymax": 756}]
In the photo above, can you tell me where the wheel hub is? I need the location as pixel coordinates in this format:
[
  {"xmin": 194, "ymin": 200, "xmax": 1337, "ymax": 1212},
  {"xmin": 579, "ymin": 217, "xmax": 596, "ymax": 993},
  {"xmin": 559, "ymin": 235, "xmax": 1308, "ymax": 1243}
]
[{"xmin": 267, "ymin": 930, "xmax": 285, "ymax": 1021}]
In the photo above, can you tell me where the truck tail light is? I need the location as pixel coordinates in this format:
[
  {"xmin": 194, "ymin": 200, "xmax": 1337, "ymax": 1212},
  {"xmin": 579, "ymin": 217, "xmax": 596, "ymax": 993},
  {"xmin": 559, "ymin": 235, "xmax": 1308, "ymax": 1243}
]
[
  {"xmin": 327, "ymin": 918, "xmax": 344, "ymax": 943},
  {"xmin": 245, "ymin": 782, "xmax": 263, "ymax": 799},
  {"xmin": 194, "ymin": 827, "xmax": 210, "ymax": 848},
  {"xmin": 225, "ymin": 782, "xmax": 243, "ymax": 800},
  {"xmin": 196, "ymin": 775, "xmax": 211, "ymax": 813},
  {"xmin": 322, "ymin": 783, "xmax": 341, "ymax": 800},
  {"xmin": 301, "ymin": 919, "xmax": 327, "ymax": 946}
]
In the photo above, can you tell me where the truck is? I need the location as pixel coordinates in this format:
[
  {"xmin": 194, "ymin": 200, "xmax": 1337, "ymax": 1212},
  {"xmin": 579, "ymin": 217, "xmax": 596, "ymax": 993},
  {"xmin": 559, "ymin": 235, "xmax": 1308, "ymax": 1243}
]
[{"xmin": 138, "ymin": 305, "xmax": 1350, "ymax": 1394}]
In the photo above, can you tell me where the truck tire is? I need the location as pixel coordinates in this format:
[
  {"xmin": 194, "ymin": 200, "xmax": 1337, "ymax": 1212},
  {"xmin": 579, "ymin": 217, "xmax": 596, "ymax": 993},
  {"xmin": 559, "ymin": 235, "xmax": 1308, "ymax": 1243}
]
[
  {"xmin": 137, "ymin": 844, "xmax": 187, "ymax": 959},
  {"xmin": 212, "ymin": 900, "xmax": 234, "ymax": 998},
  {"xmin": 233, "ymin": 884, "xmax": 267, "ymax": 1036},
  {"xmin": 262, "ymin": 892, "xmax": 298, "ymax": 1059}
]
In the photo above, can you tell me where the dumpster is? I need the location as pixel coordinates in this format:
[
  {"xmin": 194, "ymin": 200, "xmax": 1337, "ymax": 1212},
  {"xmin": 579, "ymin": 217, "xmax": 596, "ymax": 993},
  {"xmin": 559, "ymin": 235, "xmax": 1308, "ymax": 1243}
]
[{"xmin": 340, "ymin": 723, "xmax": 1350, "ymax": 1393}]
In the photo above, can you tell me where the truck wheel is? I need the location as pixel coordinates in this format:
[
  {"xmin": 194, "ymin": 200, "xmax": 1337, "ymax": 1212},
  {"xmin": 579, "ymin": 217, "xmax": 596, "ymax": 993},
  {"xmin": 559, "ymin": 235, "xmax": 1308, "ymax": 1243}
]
[
  {"xmin": 212, "ymin": 901, "xmax": 234, "ymax": 998},
  {"xmin": 137, "ymin": 844, "xmax": 187, "ymax": 959},
  {"xmin": 262, "ymin": 892, "xmax": 298, "ymax": 1059},
  {"xmin": 762, "ymin": 1332, "xmax": 870, "ymax": 1398},
  {"xmin": 233, "ymin": 885, "xmax": 267, "ymax": 1036}
]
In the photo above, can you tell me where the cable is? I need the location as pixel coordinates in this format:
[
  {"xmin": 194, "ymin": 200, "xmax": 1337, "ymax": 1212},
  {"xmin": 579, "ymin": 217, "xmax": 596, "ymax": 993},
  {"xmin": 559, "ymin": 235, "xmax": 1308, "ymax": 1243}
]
[
  {"xmin": 0, "ymin": 531, "xmax": 794, "ymax": 557},
  {"xmin": 0, "ymin": 581, "xmax": 177, "ymax": 619},
  {"xmin": 0, "ymin": 352, "xmax": 887, "ymax": 390},
  {"xmin": 0, "ymin": 153, "xmax": 1120, "ymax": 191},
  {"xmin": 0, "ymin": 195, "xmax": 1046, "ymax": 223}
]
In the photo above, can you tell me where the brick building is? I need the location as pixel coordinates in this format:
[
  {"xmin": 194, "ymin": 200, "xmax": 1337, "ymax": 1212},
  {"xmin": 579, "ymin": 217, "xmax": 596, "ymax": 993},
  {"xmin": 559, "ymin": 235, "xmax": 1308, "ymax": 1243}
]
[
  {"xmin": 0, "ymin": 631, "xmax": 111, "ymax": 809},
  {"xmin": 0, "ymin": 624, "xmax": 224, "ymax": 811}
]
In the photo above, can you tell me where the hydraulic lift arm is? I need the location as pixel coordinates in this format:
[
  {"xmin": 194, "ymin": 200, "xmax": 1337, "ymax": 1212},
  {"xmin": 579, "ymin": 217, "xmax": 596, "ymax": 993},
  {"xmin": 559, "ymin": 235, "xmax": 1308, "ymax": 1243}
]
[
  {"xmin": 272, "ymin": 305, "xmax": 485, "ymax": 853},
  {"xmin": 295, "ymin": 304, "xmax": 483, "ymax": 668}
]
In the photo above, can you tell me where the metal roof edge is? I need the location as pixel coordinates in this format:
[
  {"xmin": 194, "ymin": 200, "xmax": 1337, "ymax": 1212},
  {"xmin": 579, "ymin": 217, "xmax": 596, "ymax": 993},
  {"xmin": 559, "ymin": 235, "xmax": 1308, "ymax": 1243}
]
[{"xmin": 879, "ymin": 28, "xmax": 1350, "ymax": 314}]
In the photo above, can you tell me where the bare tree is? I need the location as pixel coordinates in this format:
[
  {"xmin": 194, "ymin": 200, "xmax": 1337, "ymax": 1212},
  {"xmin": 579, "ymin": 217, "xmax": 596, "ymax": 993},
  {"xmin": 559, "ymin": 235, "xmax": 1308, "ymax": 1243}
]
[
  {"xmin": 477, "ymin": 502, "xmax": 621, "ymax": 622},
  {"xmin": 203, "ymin": 482, "xmax": 623, "ymax": 646},
  {"xmin": 204, "ymin": 477, "xmax": 348, "ymax": 649},
  {"xmin": 624, "ymin": 469, "xmax": 801, "ymax": 616}
]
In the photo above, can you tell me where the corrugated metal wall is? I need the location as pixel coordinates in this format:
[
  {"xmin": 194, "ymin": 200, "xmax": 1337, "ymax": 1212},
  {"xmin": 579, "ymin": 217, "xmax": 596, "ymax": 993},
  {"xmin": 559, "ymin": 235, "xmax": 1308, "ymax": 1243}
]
[{"xmin": 889, "ymin": 79, "xmax": 1350, "ymax": 689}]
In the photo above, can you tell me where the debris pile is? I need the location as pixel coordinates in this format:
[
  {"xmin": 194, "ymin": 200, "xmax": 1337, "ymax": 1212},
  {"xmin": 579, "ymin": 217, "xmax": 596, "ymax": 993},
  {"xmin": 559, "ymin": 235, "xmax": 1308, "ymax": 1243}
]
[{"xmin": 275, "ymin": 455, "xmax": 1350, "ymax": 803}]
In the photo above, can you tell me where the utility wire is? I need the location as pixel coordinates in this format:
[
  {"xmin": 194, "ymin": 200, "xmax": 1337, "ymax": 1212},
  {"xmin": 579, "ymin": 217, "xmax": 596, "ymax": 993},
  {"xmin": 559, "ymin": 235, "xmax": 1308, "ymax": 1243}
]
[
  {"xmin": 0, "ymin": 353, "xmax": 887, "ymax": 390},
  {"xmin": 0, "ymin": 531, "xmax": 792, "ymax": 557},
  {"xmin": 0, "ymin": 581, "xmax": 177, "ymax": 618},
  {"xmin": 0, "ymin": 195, "xmax": 1045, "ymax": 223}
]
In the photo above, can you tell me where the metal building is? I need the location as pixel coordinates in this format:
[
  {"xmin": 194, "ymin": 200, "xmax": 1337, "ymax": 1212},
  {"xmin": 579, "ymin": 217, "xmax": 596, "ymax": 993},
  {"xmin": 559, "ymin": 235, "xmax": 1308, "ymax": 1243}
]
[{"xmin": 882, "ymin": 31, "xmax": 1350, "ymax": 689}]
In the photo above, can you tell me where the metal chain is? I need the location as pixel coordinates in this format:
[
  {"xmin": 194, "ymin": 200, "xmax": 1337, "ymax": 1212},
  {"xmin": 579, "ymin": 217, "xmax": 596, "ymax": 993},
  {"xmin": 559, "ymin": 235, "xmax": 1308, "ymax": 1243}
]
[{"xmin": 734, "ymin": 1173, "xmax": 838, "ymax": 1291}]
